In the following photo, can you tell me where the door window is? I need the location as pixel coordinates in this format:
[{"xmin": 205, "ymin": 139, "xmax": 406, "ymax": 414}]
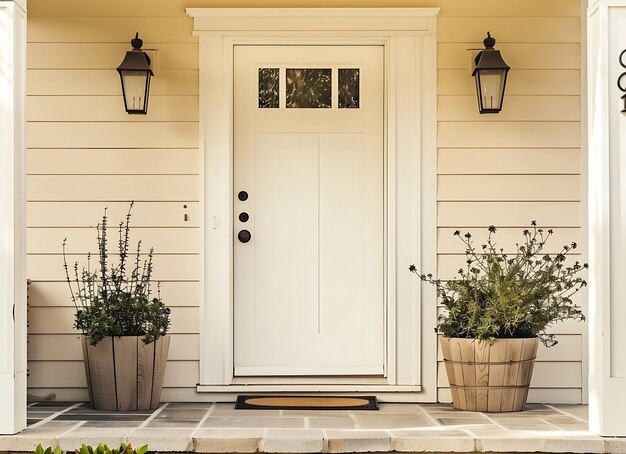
[
  {"xmin": 258, "ymin": 68, "xmax": 280, "ymax": 108},
  {"xmin": 258, "ymin": 67, "xmax": 361, "ymax": 109},
  {"xmin": 338, "ymin": 68, "xmax": 360, "ymax": 108}
]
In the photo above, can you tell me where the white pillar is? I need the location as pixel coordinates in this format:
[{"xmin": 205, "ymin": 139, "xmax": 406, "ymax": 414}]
[
  {"xmin": 588, "ymin": 0, "xmax": 626, "ymax": 437},
  {"xmin": 0, "ymin": 0, "xmax": 27, "ymax": 435}
]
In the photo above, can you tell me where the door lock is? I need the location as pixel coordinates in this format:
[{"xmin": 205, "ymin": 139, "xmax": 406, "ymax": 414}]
[{"xmin": 238, "ymin": 229, "xmax": 252, "ymax": 243}]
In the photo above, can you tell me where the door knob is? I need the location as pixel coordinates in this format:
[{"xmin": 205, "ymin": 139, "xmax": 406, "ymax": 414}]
[{"xmin": 238, "ymin": 229, "xmax": 251, "ymax": 243}]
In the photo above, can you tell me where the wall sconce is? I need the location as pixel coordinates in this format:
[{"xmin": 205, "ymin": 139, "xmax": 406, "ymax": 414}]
[
  {"xmin": 472, "ymin": 32, "xmax": 510, "ymax": 114},
  {"xmin": 116, "ymin": 33, "xmax": 154, "ymax": 115},
  {"xmin": 618, "ymin": 49, "xmax": 626, "ymax": 113}
]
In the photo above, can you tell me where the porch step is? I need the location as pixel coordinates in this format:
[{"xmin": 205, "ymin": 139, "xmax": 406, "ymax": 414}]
[{"xmin": 3, "ymin": 402, "xmax": 621, "ymax": 453}]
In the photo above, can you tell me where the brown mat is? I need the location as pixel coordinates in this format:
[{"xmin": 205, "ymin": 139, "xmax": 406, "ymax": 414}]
[{"xmin": 235, "ymin": 395, "xmax": 379, "ymax": 410}]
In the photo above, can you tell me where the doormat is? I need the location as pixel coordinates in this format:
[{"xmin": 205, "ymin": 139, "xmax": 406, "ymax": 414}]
[{"xmin": 235, "ymin": 395, "xmax": 379, "ymax": 410}]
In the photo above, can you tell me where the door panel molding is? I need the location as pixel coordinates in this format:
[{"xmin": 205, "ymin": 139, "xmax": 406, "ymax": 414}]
[{"xmin": 189, "ymin": 8, "xmax": 439, "ymax": 401}]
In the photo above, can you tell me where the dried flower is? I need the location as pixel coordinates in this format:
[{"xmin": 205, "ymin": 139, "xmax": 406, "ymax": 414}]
[{"xmin": 411, "ymin": 221, "xmax": 587, "ymax": 348}]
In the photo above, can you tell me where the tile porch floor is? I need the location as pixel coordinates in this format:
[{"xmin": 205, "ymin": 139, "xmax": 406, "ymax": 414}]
[{"xmin": 2, "ymin": 402, "xmax": 623, "ymax": 453}]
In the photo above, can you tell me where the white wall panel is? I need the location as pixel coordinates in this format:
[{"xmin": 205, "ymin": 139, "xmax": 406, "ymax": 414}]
[
  {"xmin": 27, "ymin": 43, "xmax": 198, "ymax": 69},
  {"xmin": 439, "ymin": 69, "xmax": 581, "ymax": 96},
  {"xmin": 28, "ymin": 70, "xmax": 198, "ymax": 96},
  {"xmin": 439, "ymin": 43, "xmax": 580, "ymax": 70},
  {"xmin": 438, "ymin": 149, "xmax": 581, "ymax": 174},
  {"xmin": 28, "ymin": 281, "xmax": 200, "ymax": 307},
  {"xmin": 27, "ymin": 96, "xmax": 198, "ymax": 122},
  {"xmin": 28, "ymin": 149, "xmax": 199, "ymax": 174}
]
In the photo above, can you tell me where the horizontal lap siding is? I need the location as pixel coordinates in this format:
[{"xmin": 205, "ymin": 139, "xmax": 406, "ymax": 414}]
[
  {"xmin": 435, "ymin": 8, "xmax": 583, "ymax": 404},
  {"xmin": 26, "ymin": 12, "xmax": 201, "ymax": 402},
  {"xmin": 27, "ymin": 0, "xmax": 583, "ymax": 404}
]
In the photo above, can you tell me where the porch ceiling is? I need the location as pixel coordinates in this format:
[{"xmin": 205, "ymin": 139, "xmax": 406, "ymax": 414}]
[{"xmin": 0, "ymin": 402, "xmax": 622, "ymax": 453}]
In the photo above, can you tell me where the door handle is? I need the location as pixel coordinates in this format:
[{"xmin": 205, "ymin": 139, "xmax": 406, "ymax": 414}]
[{"xmin": 238, "ymin": 229, "xmax": 251, "ymax": 243}]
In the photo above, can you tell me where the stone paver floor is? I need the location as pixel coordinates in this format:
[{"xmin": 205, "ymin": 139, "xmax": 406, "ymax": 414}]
[{"xmin": 1, "ymin": 402, "xmax": 624, "ymax": 453}]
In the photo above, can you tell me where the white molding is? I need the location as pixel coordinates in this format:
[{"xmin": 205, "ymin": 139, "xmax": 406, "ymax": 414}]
[
  {"xmin": 191, "ymin": 7, "xmax": 439, "ymax": 401},
  {"xmin": 0, "ymin": 0, "xmax": 26, "ymax": 14},
  {"xmin": 193, "ymin": 390, "xmax": 424, "ymax": 403},
  {"xmin": 187, "ymin": 7, "xmax": 439, "ymax": 36},
  {"xmin": 0, "ymin": 0, "xmax": 27, "ymax": 434},
  {"xmin": 198, "ymin": 35, "xmax": 234, "ymax": 386},
  {"xmin": 588, "ymin": 0, "xmax": 626, "ymax": 436},
  {"xmin": 187, "ymin": 7, "xmax": 440, "ymax": 18},
  {"xmin": 580, "ymin": 0, "xmax": 590, "ymax": 407}
]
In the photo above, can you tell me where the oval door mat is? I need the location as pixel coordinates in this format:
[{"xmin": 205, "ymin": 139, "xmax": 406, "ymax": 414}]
[{"xmin": 235, "ymin": 395, "xmax": 379, "ymax": 410}]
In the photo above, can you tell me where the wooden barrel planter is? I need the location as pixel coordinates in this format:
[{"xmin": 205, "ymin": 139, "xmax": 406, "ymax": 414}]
[
  {"xmin": 81, "ymin": 335, "xmax": 170, "ymax": 411},
  {"xmin": 440, "ymin": 337, "xmax": 539, "ymax": 412}
]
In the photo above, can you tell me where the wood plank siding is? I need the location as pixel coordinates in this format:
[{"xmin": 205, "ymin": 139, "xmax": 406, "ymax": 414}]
[
  {"xmin": 26, "ymin": 0, "xmax": 584, "ymax": 403},
  {"xmin": 26, "ymin": 1, "xmax": 201, "ymax": 403},
  {"xmin": 433, "ymin": 3, "xmax": 584, "ymax": 404}
]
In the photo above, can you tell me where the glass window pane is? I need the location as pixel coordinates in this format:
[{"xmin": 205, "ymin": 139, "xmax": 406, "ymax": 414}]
[
  {"xmin": 121, "ymin": 70, "xmax": 149, "ymax": 112},
  {"xmin": 258, "ymin": 68, "xmax": 279, "ymax": 108},
  {"xmin": 286, "ymin": 68, "xmax": 332, "ymax": 108},
  {"xmin": 338, "ymin": 68, "xmax": 360, "ymax": 108},
  {"xmin": 476, "ymin": 69, "xmax": 506, "ymax": 111}
]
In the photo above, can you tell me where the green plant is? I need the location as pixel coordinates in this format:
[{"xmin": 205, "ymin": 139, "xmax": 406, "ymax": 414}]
[
  {"xmin": 63, "ymin": 202, "xmax": 171, "ymax": 346},
  {"xmin": 35, "ymin": 443, "xmax": 148, "ymax": 454},
  {"xmin": 410, "ymin": 222, "xmax": 587, "ymax": 347}
]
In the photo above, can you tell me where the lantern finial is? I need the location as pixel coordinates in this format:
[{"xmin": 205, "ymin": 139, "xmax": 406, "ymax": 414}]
[
  {"xmin": 483, "ymin": 32, "xmax": 496, "ymax": 49},
  {"xmin": 131, "ymin": 32, "xmax": 143, "ymax": 50}
]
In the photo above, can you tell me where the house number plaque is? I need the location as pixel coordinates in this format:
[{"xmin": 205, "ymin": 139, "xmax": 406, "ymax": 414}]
[{"xmin": 618, "ymin": 49, "xmax": 626, "ymax": 113}]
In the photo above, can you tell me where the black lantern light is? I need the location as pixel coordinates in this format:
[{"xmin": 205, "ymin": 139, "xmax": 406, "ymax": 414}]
[
  {"xmin": 117, "ymin": 33, "xmax": 153, "ymax": 115},
  {"xmin": 473, "ymin": 32, "xmax": 510, "ymax": 114}
]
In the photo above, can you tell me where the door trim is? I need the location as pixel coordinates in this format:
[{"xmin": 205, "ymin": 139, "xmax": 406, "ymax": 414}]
[{"xmin": 189, "ymin": 8, "xmax": 439, "ymax": 401}]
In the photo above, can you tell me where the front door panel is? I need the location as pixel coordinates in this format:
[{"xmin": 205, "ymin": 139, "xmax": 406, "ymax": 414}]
[{"xmin": 234, "ymin": 45, "xmax": 384, "ymax": 376}]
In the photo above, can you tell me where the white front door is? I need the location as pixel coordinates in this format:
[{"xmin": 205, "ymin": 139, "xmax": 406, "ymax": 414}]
[{"xmin": 233, "ymin": 45, "xmax": 384, "ymax": 376}]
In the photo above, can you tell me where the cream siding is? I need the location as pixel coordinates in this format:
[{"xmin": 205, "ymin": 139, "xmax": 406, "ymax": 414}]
[
  {"xmin": 25, "ymin": 0, "xmax": 584, "ymax": 403},
  {"xmin": 435, "ymin": 3, "xmax": 583, "ymax": 403}
]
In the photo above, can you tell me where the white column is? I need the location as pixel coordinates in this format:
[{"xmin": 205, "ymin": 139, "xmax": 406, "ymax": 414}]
[
  {"xmin": 0, "ymin": 0, "xmax": 27, "ymax": 435},
  {"xmin": 588, "ymin": 0, "xmax": 626, "ymax": 437}
]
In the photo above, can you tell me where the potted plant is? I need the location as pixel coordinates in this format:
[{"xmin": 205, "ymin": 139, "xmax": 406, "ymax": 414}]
[
  {"xmin": 411, "ymin": 221, "xmax": 586, "ymax": 412},
  {"xmin": 63, "ymin": 202, "xmax": 171, "ymax": 411}
]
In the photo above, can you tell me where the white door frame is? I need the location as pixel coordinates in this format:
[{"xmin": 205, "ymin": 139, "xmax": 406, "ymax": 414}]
[{"xmin": 188, "ymin": 8, "xmax": 439, "ymax": 400}]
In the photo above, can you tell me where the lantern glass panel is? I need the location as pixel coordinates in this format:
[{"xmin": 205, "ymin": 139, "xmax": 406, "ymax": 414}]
[
  {"xmin": 475, "ymin": 68, "xmax": 507, "ymax": 112},
  {"xmin": 121, "ymin": 70, "xmax": 151, "ymax": 113}
]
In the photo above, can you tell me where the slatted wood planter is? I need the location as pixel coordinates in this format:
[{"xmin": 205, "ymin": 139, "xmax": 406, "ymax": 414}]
[
  {"xmin": 440, "ymin": 337, "xmax": 539, "ymax": 412},
  {"xmin": 81, "ymin": 335, "xmax": 170, "ymax": 411}
]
